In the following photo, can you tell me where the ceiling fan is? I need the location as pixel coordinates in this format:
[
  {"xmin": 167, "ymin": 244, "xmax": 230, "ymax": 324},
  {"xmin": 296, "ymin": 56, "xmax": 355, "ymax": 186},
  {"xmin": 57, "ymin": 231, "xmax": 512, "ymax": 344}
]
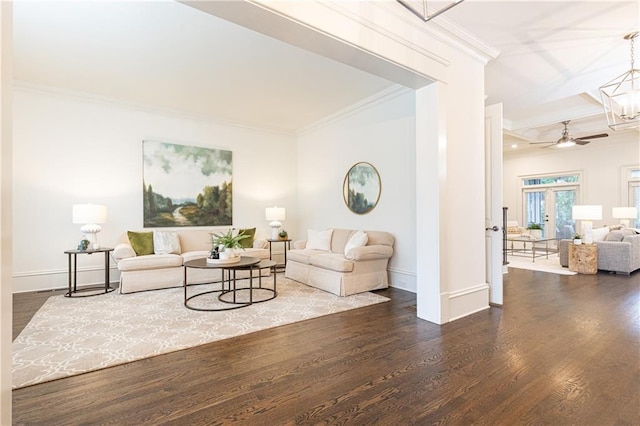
[{"xmin": 530, "ymin": 120, "xmax": 608, "ymax": 148}]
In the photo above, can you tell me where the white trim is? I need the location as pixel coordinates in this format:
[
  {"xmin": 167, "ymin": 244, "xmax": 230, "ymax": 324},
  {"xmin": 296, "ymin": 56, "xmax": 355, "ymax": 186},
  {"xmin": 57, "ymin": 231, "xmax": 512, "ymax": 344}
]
[
  {"xmin": 13, "ymin": 81, "xmax": 296, "ymax": 137},
  {"xmin": 321, "ymin": 0, "xmax": 452, "ymax": 67},
  {"xmin": 298, "ymin": 85, "xmax": 411, "ymax": 135},
  {"xmin": 366, "ymin": 0, "xmax": 500, "ymax": 64},
  {"xmin": 12, "ymin": 265, "xmax": 117, "ymax": 279},
  {"xmin": 447, "ymin": 283, "xmax": 490, "ymax": 322},
  {"xmin": 388, "ymin": 267, "xmax": 416, "ymax": 293}
]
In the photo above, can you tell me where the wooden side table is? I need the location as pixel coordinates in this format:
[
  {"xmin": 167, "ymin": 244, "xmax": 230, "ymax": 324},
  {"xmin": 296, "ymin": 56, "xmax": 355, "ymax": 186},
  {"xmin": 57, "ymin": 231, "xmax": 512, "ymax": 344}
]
[{"xmin": 568, "ymin": 243, "xmax": 598, "ymax": 274}]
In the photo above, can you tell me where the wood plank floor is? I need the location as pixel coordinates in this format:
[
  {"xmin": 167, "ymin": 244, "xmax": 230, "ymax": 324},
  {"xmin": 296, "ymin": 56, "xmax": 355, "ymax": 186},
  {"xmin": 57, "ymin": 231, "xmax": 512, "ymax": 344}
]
[{"xmin": 12, "ymin": 268, "xmax": 640, "ymax": 425}]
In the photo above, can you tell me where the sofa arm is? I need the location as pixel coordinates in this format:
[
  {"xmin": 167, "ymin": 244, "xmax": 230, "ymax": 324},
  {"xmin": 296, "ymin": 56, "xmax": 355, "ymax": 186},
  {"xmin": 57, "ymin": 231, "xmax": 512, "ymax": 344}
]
[
  {"xmin": 347, "ymin": 245, "xmax": 393, "ymax": 261},
  {"xmin": 113, "ymin": 243, "xmax": 136, "ymax": 263},
  {"xmin": 293, "ymin": 240, "xmax": 307, "ymax": 250},
  {"xmin": 558, "ymin": 239, "xmax": 570, "ymax": 267},
  {"xmin": 253, "ymin": 239, "xmax": 268, "ymax": 249}
]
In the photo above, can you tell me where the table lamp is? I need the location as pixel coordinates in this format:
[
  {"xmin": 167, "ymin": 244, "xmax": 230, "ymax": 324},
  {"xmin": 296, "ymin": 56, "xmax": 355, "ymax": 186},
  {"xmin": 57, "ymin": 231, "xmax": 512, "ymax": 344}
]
[
  {"xmin": 73, "ymin": 204, "xmax": 107, "ymax": 249},
  {"xmin": 612, "ymin": 207, "xmax": 638, "ymax": 227},
  {"xmin": 265, "ymin": 206, "xmax": 285, "ymax": 240},
  {"xmin": 572, "ymin": 205, "xmax": 602, "ymax": 244}
]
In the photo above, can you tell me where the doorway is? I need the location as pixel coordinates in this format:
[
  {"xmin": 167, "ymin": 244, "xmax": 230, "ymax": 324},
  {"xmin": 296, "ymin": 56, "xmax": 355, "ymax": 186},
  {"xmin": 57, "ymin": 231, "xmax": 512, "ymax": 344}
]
[{"xmin": 523, "ymin": 185, "xmax": 578, "ymax": 240}]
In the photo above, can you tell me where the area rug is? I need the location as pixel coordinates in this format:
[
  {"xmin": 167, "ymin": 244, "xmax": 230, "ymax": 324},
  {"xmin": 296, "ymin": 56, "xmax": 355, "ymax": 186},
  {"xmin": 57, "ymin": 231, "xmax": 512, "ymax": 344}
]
[
  {"xmin": 12, "ymin": 277, "xmax": 389, "ymax": 389},
  {"xmin": 506, "ymin": 253, "xmax": 576, "ymax": 275}
]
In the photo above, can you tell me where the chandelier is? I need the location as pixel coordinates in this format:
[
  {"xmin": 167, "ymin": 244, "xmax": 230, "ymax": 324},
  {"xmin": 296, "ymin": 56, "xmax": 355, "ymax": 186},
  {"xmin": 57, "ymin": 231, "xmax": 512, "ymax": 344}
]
[
  {"xmin": 600, "ymin": 32, "xmax": 640, "ymax": 131},
  {"xmin": 397, "ymin": 0, "xmax": 465, "ymax": 23}
]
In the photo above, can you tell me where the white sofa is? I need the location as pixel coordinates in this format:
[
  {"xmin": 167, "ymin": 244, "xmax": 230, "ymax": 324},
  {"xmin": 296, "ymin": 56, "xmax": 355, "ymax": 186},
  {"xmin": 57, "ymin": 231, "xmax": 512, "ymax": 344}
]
[
  {"xmin": 285, "ymin": 228, "xmax": 394, "ymax": 296},
  {"xmin": 113, "ymin": 229, "xmax": 270, "ymax": 294}
]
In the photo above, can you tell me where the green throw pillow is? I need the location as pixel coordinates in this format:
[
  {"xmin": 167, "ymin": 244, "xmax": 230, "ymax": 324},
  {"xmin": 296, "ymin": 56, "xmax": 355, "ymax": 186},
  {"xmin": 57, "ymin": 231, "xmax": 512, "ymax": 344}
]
[
  {"xmin": 238, "ymin": 228, "xmax": 256, "ymax": 249},
  {"xmin": 127, "ymin": 231, "xmax": 154, "ymax": 256}
]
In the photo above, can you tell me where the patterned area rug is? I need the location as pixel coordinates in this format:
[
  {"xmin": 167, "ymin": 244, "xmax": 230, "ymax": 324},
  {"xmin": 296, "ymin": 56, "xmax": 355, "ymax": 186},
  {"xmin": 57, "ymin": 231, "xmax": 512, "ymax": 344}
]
[
  {"xmin": 506, "ymin": 253, "xmax": 576, "ymax": 275},
  {"xmin": 13, "ymin": 277, "xmax": 389, "ymax": 389}
]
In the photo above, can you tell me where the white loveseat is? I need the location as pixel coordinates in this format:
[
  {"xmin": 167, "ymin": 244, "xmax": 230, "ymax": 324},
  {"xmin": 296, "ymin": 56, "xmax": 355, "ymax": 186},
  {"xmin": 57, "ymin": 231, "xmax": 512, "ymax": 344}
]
[
  {"xmin": 285, "ymin": 228, "xmax": 394, "ymax": 296},
  {"xmin": 113, "ymin": 229, "xmax": 270, "ymax": 294}
]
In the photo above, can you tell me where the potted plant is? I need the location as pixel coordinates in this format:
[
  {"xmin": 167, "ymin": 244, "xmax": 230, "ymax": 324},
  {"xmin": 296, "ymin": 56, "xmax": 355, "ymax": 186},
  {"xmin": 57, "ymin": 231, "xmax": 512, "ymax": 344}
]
[
  {"xmin": 573, "ymin": 233, "xmax": 582, "ymax": 245},
  {"xmin": 211, "ymin": 229, "xmax": 251, "ymax": 259},
  {"xmin": 526, "ymin": 223, "xmax": 543, "ymax": 239},
  {"xmin": 278, "ymin": 229, "xmax": 288, "ymax": 240}
]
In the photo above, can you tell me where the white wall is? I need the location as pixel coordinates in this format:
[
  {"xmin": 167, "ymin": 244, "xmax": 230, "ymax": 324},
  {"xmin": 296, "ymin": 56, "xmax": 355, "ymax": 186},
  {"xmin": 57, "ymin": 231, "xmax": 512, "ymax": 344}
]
[
  {"xmin": 12, "ymin": 85, "xmax": 298, "ymax": 292},
  {"xmin": 504, "ymin": 138, "xmax": 640, "ymax": 228},
  {"xmin": 296, "ymin": 88, "xmax": 417, "ymax": 292}
]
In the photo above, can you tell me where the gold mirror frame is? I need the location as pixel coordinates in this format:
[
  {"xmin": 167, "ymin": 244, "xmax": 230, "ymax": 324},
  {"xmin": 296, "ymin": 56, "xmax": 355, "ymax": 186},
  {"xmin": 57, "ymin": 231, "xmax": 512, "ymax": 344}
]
[{"xmin": 343, "ymin": 162, "xmax": 381, "ymax": 215}]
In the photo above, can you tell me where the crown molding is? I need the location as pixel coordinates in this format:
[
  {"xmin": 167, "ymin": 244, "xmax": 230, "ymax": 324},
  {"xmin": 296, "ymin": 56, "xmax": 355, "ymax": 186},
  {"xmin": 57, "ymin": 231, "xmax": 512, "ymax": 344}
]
[
  {"xmin": 13, "ymin": 80, "xmax": 297, "ymax": 137},
  {"xmin": 297, "ymin": 85, "xmax": 412, "ymax": 135}
]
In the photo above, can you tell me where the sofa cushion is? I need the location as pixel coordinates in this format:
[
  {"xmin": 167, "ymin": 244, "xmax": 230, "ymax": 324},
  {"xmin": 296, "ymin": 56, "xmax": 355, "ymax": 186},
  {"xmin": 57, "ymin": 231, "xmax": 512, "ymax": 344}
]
[
  {"xmin": 238, "ymin": 228, "xmax": 256, "ymax": 248},
  {"xmin": 117, "ymin": 254, "xmax": 183, "ymax": 271},
  {"xmin": 127, "ymin": 231, "xmax": 154, "ymax": 256},
  {"xmin": 181, "ymin": 250, "xmax": 210, "ymax": 262},
  {"xmin": 344, "ymin": 230, "xmax": 368, "ymax": 255},
  {"xmin": 309, "ymin": 253, "xmax": 354, "ymax": 273},
  {"xmin": 288, "ymin": 249, "xmax": 320, "ymax": 265},
  {"xmin": 307, "ymin": 229, "xmax": 333, "ymax": 251},
  {"xmin": 153, "ymin": 231, "xmax": 181, "ymax": 254}
]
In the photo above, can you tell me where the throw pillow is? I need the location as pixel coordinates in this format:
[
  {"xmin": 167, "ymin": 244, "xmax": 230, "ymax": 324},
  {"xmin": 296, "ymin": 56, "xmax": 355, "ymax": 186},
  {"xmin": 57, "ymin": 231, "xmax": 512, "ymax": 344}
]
[
  {"xmin": 127, "ymin": 231, "xmax": 154, "ymax": 256},
  {"xmin": 306, "ymin": 228, "xmax": 333, "ymax": 251},
  {"xmin": 153, "ymin": 231, "xmax": 181, "ymax": 254},
  {"xmin": 344, "ymin": 230, "xmax": 368, "ymax": 255},
  {"xmin": 604, "ymin": 231, "xmax": 624, "ymax": 242},
  {"xmin": 591, "ymin": 226, "xmax": 609, "ymax": 242},
  {"xmin": 238, "ymin": 228, "xmax": 256, "ymax": 249}
]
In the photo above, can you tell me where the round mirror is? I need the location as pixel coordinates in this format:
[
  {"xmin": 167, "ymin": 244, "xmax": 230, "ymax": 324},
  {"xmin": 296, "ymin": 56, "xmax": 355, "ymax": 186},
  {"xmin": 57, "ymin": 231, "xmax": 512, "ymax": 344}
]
[{"xmin": 343, "ymin": 162, "xmax": 381, "ymax": 214}]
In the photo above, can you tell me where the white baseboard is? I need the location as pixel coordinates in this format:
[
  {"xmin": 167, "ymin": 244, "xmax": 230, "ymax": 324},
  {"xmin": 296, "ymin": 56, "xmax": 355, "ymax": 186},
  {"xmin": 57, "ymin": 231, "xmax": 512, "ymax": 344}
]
[
  {"xmin": 447, "ymin": 283, "xmax": 490, "ymax": 321},
  {"xmin": 388, "ymin": 267, "xmax": 416, "ymax": 293},
  {"xmin": 13, "ymin": 267, "xmax": 120, "ymax": 294}
]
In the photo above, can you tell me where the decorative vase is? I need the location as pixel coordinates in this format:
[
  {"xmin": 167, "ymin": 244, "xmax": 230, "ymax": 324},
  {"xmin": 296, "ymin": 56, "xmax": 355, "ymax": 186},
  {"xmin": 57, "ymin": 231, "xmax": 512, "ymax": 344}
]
[
  {"xmin": 573, "ymin": 239, "xmax": 582, "ymax": 245},
  {"xmin": 529, "ymin": 229, "xmax": 542, "ymax": 239}
]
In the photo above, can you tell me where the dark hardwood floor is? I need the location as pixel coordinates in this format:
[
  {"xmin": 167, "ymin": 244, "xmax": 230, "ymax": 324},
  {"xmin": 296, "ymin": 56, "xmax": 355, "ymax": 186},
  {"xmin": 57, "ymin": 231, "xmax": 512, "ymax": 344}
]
[{"xmin": 12, "ymin": 268, "xmax": 640, "ymax": 425}]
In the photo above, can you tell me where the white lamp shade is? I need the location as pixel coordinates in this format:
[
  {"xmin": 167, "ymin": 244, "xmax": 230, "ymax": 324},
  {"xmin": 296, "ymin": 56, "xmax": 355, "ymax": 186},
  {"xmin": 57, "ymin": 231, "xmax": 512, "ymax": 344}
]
[
  {"xmin": 265, "ymin": 207, "xmax": 285, "ymax": 221},
  {"xmin": 612, "ymin": 207, "xmax": 638, "ymax": 219},
  {"xmin": 572, "ymin": 205, "xmax": 602, "ymax": 220},
  {"xmin": 73, "ymin": 204, "xmax": 107, "ymax": 224}
]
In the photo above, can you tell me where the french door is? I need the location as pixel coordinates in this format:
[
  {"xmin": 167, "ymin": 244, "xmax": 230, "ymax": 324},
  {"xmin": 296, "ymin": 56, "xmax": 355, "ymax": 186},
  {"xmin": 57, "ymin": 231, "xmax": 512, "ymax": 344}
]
[{"xmin": 523, "ymin": 186, "xmax": 577, "ymax": 239}]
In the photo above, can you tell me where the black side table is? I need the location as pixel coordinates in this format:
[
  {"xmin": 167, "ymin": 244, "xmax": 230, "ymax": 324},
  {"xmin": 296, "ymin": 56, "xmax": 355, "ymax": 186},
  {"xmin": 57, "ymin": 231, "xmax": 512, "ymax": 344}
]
[
  {"xmin": 64, "ymin": 247, "xmax": 115, "ymax": 297},
  {"xmin": 266, "ymin": 239, "xmax": 291, "ymax": 269}
]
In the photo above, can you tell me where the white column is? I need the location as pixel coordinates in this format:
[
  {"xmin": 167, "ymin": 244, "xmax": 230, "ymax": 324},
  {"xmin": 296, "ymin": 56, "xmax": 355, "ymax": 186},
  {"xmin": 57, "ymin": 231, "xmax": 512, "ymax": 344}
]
[
  {"xmin": 416, "ymin": 83, "xmax": 448, "ymax": 324},
  {"xmin": 0, "ymin": 1, "xmax": 12, "ymax": 422}
]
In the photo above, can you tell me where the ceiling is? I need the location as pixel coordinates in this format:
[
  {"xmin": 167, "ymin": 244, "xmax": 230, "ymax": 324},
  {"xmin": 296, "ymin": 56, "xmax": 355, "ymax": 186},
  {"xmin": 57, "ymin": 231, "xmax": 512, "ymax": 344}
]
[{"xmin": 12, "ymin": 1, "xmax": 640, "ymax": 152}]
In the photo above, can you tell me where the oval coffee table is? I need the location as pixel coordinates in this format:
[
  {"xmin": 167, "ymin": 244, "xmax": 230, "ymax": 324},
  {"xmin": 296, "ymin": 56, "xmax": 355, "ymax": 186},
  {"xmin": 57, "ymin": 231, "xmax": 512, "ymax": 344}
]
[{"xmin": 183, "ymin": 257, "xmax": 277, "ymax": 311}]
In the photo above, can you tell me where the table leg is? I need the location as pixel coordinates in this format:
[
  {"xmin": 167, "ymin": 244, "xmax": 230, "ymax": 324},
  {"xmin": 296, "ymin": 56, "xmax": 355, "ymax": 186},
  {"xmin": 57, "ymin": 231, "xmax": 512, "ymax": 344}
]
[
  {"xmin": 532, "ymin": 242, "xmax": 536, "ymax": 263},
  {"xmin": 67, "ymin": 253, "xmax": 72, "ymax": 296},
  {"xmin": 273, "ymin": 264, "xmax": 277, "ymax": 295},
  {"xmin": 249, "ymin": 266, "xmax": 253, "ymax": 304},
  {"xmin": 73, "ymin": 253, "xmax": 78, "ymax": 292},
  {"xmin": 284, "ymin": 241, "xmax": 288, "ymax": 267},
  {"xmin": 104, "ymin": 251, "xmax": 110, "ymax": 293},
  {"xmin": 184, "ymin": 267, "xmax": 188, "ymax": 306}
]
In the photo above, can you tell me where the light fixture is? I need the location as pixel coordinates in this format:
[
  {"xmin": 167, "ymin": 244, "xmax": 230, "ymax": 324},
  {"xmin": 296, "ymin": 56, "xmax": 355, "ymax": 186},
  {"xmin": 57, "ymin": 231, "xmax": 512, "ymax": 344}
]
[
  {"xmin": 572, "ymin": 205, "xmax": 602, "ymax": 244},
  {"xmin": 73, "ymin": 204, "xmax": 107, "ymax": 250},
  {"xmin": 397, "ymin": 0, "xmax": 465, "ymax": 23},
  {"xmin": 612, "ymin": 206, "xmax": 638, "ymax": 227},
  {"xmin": 265, "ymin": 206, "xmax": 285, "ymax": 240},
  {"xmin": 600, "ymin": 31, "xmax": 640, "ymax": 131}
]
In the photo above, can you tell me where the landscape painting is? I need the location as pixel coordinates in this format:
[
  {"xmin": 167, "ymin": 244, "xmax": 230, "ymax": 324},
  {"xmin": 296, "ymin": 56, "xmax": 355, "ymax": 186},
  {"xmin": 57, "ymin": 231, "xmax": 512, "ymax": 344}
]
[
  {"xmin": 142, "ymin": 141, "xmax": 232, "ymax": 227},
  {"xmin": 343, "ymin": 162, "xmax": 381, "ymax": 215}
]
